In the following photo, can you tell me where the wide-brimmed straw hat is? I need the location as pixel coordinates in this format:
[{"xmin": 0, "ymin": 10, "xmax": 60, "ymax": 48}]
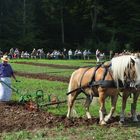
[{"xmin": 1, "ymin": 55, "xmax": 9, "ymax": 62}]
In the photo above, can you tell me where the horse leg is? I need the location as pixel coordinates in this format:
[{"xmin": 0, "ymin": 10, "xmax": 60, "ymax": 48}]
[
  {"xmin": 120, "ymin": 92, "xmax": 130, "ymax": 123},
  {"xmin": 104, "ymin": 94, "xmax": 118, "ymax": 122},
  {"xmin": 67, "ymin": 93, "xmax": 78, "ymax": 118},
  {"xmin": 131, "ymin": 92, "xmax": 139, "ymax": 122},
  {"xmin": 84, "ymin": 95, "xmax": 92, "ymax": 119},
  {"xmin": 98, "ymin": 92, "xmax": 106, "ymax": 125}
]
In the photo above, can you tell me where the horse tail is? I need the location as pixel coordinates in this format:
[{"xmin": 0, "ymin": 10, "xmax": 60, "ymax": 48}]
[
  {"xmin": 67, "ymin": 69, "xmax": 81, "ymax": 101},
  {"xmin": 68, "ymin": 71, "xmax": 76, "ymax": 93},
  {"xmin": 67, "ymin": 70, "xmax": 79, "ymax": 117}
]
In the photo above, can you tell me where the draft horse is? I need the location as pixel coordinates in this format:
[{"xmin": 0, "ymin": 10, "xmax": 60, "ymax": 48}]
[
  {"xmin": 66, "ymin": 54, "xmax": 140, "ymax": 125},
  {"xmin": 111, "ymin": 54, "xmax": 140, "ymax": 123}
]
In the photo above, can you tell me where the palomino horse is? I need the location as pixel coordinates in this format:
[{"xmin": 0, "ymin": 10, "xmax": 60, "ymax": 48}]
[
  {"xmin": 67, "ymin": 54, "xmax": 140, "ymax": 125},
  {"xmin": 111, "ymin": 53, "xmax": 140, "ymax": 123}
]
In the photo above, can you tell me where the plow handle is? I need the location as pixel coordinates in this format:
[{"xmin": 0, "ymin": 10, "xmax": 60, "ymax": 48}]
[{"xmin": 0, "ymin": 80, "xmax": 19, "ymax": 93}]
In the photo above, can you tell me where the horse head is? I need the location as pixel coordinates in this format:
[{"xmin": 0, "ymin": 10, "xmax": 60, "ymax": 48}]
[
  {"xmin": 131, "ymin": 54, "xmax": 140, "ymax": 88},
  {"xmin": 111, "ymin": 54, "xmax": 140, "ymax": 89}
]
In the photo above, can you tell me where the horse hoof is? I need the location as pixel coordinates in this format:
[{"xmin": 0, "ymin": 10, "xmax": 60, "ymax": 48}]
[
  {"xmin": 100, "ymin": 120, "xmax": 107, "ymax": 125},
  {"xmin": 66, "ymin": 114, "xmax": 70, "ymax": 118},
  {"xmin": 86, "ymin": 112, "xmax": 92, "ymax": 119},
  {"xmin": 104, "ymin": 116, "xmax": 110, "ymax": 122},
  {"xmin": 87, "ymin": 116, "xmax": 92, "ymax": 119}
]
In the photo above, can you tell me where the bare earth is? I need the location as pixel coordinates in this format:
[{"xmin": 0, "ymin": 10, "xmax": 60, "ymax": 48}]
[
  {"xmin": 0, "ymin": 62, "xmax": 138, "ymax": 132},
  {"xmin": 0, "ymin": 101, "xmax": 123, "ymax": 133}
]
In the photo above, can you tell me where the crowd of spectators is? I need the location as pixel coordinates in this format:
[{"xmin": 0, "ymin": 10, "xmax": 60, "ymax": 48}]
[
  {"xmin": 0, "ymin": 48, "xmax": 94, "ymax": 60},
  {"xmin": 0, "ymin": 47, "xmax": 132, "ymax": 62}
]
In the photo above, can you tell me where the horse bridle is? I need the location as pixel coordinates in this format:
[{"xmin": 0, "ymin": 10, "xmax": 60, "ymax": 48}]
[{"xmin": 123, "ymin": 58, "xmax": 137, "ymax": 89}]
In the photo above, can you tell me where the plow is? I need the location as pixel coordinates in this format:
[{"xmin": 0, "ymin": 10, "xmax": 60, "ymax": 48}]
[
  {"xmin": 19, "ymin": 89, "xmax": 84, "ymax": 111},
  {"xmin": 0, "ymin": 80, "xmax": 84, "ymax": 111}
]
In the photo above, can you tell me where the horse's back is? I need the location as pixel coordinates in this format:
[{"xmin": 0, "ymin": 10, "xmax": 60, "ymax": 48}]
[
  {"xmin": 69, "ymin": 67, "xmax": 91, "ymax": 84},
  {"xmin": 70, "ymin": 66, "xmax": 113, "ymax": 86}
]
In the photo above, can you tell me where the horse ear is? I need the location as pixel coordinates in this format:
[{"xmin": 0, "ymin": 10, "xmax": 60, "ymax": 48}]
[{"xmin": 130, "ymin": 58, "xmax": 135, "ymax": 65}]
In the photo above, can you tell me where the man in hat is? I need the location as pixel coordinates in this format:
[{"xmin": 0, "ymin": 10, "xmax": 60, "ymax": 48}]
[{"xmin": 0, "ymin": 55, "xmax": 17, "ymax": 101}]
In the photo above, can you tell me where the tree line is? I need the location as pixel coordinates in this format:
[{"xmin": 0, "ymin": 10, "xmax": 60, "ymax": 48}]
[{"xmin": 0, "ymin": 0, "xmax": 139, "ymax": 53}]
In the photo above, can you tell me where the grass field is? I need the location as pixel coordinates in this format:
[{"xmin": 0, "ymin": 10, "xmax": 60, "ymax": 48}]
[{"xmin": 1, "ymin": 58, "xmax": 140, "ymax": 140}]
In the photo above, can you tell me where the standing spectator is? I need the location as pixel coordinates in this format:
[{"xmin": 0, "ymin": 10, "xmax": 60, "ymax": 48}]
[
  {"xmin": 83, "ymin": 50, "xmax": 87, "ymax": 60},
  {"xmin": 77, "ymin": 50, "xmax": 82, "ymax": 59},
  {"xmin": 40, "ymin": 48, "xmax": 45, "ymax": 59},
  {"xmin": 96, "ymin": 49, "xmax": 100, "ymax": 64},
  {"xmin": 87, "ymin": 50, "xmax": 91, "ymax": 60},
  {"xmin": 100, "ymin": 52, "xmax": 105, "ymax": 62},
  {"xmin": 20, "ymin": 51, "xmax": 24, "ymax": 58},
  {"xmin": 37, "ymin": 48, "xmax": 45, "ymax": 59},
  {"xmin": 14, "ymin": 48, "xmax": 20, "ymax": 58},
  {"xmin": 52, "ymin": 50, "xmax": 58, "ymax": 59},
  {"xmin": 54, "ymin": 50, "xmax": 60, "ymax": 59},
  {"xmin": 74, "ymin": 49, "xmax": 78, "ymax": 59},
  {"xmin": 9, "ymin": 48, "xmax": 14, "ymax": 59},
  {"xmin": 46, "ymin": 52, "xmax": 51, "ymax": 59},
  {"xmin": 63, "ymin": 48, "xmax": 67, "ymax": 59},
  {"xmin": 31, "ymin": 48, "xmax": 37, "ymax": 59},
  {"xmin": 24, "ymin": 51, "xmax": 30, "ymax": 58},
  {"xmin": 0, "ymin": 55, "xmax": 17, "ymax": 101},
  {"xmin": 68, "ymin": 49, "xmax": 73, "ymax": 60}
]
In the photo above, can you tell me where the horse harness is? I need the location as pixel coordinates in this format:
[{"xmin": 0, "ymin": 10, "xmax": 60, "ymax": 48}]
[
  {"xmin": 66, "ymin": 63, "xmax": 136, "ymax": 96},
  {"xmin": 79, "ymin": 64, "xmax": 116, "ymax": 97},
  {"xmin": 66, "ymin": 64, "xmax": 115, "ymax": 96}
]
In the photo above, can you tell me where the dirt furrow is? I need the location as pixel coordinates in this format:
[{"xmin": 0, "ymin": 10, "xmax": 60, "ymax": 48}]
[
  {"xmin": 13, "ymin": 61, "xmax": 78, "ymax": 69},
  {"xmin": 15, "ymin": 71, "xmax": 69, "ymax": 83}
]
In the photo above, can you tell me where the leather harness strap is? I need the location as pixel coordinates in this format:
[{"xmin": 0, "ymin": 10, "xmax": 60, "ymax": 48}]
[
  {"xmin": 88, "ymin": 64, "xmax": 102, "ymax": 87},
  {"xmin": 79, "ymin": 65, "xmax": 114, "ymax": 96},
  {"xmin": 79, "ymin": 67, "xmax": 92, "ymax": 88},
  {"xmin": 67, "ymin": 65, "xmax": 116, "ymax": 96}
]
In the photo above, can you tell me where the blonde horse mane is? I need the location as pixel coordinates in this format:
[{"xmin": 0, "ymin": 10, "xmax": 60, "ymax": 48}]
[{"xmin": 111, "ymin": 55, "xmax": 140, "ymax": 87}]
